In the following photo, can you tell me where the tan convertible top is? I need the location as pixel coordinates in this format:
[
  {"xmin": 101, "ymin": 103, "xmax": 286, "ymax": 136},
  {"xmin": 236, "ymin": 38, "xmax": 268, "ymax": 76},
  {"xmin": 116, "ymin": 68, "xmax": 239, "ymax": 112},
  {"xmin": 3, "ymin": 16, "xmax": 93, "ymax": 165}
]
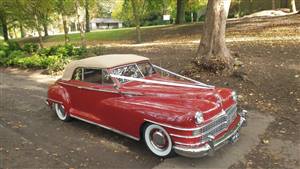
[{"xmin": 61, "ymin": 54, "xmax": 149, "ymax": 80}]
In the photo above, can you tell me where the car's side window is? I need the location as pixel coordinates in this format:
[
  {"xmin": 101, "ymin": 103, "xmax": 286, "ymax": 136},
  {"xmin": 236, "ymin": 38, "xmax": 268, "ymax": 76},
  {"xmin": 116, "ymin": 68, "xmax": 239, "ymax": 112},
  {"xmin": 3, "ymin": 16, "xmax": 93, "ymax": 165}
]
[
  {"xmin": 83, "ymin": 68, "xmax": 102, "ymax": 84},
  {"xmin": 72, "ymin": 68, "xmax": 83, "ymax": 80},
  {"xmin": 72, "ymin": 67, "xmax": 114, "ymax": 86}
]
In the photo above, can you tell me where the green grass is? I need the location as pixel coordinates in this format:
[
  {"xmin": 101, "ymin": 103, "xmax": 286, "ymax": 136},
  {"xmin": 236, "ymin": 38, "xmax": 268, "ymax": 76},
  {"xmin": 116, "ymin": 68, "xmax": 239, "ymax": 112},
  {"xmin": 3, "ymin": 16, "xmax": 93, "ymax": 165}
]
[
  {"xmin": 16, "ymin": 24, "xmax": 173, "ymax": 46},
  {"xmin": 45, "ymin": 28, "xmax": 136, "ymax": 42}
]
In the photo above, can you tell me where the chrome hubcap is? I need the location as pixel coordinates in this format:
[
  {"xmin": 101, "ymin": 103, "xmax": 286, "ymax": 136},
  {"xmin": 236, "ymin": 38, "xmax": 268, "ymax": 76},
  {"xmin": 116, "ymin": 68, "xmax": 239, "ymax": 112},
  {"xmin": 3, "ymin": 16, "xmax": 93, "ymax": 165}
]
[
  {"xmin": 150, "ymin": 130, "xmax": 168, "ymax": 151},
  {"xmin": 55, "ymin": 104, "xmax": 66, "ymax": 119}
]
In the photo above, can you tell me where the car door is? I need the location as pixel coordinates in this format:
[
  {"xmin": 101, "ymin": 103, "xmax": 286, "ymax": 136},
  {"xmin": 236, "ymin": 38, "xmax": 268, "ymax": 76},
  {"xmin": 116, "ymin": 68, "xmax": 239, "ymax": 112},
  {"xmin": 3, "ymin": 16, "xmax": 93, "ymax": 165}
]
[{"xmin": 68, "ymin": 67, "xmax": 121, "ymax": 125}]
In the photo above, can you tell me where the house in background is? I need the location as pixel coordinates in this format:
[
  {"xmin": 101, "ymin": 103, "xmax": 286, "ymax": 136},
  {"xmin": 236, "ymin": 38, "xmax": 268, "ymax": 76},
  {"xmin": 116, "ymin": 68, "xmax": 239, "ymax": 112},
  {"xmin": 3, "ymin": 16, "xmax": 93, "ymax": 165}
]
[{"xmin": 90, "ymin": 18, "xmax": 123, "ymax": 30}]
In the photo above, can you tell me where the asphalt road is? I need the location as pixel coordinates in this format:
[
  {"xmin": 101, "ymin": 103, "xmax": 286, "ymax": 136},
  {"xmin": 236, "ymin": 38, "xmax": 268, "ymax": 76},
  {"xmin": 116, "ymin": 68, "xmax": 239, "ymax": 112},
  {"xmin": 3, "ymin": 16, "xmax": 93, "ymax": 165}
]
[{"xmin": 0, "ymin": 69, "xmax": 273, "ymax": 169}]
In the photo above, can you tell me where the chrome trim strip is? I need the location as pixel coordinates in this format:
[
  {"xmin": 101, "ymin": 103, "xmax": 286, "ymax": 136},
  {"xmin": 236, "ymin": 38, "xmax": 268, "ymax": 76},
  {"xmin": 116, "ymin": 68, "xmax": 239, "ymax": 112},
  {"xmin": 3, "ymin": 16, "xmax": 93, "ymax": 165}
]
[
  {"xmin": 173, "ymin": 117, "xmax": 244, "ymax": 147},
  {"xmin": 144, "ymin": 104, "xmax": 234, "ymax": 131},
  {"xmin": 46, "ymin": 98, "xmax": 63, "ymax": 104},
  {"xmin": 58, "ymin": 81, "xmax": 119, "ymax": 94},
  {"xmin": 144, "ymin": 119, "xmax": 203, "ymax": 131},
  {"xmin": 70, "ymin": 114, "xmax": 140, "ymax": 141},
  {"xmin": 170, "ymin": 120, "xmax": 229, "ymax": 138},
  {"xmin": 154, "ymin": 104, "xmax": 237, "ymax": 138}
]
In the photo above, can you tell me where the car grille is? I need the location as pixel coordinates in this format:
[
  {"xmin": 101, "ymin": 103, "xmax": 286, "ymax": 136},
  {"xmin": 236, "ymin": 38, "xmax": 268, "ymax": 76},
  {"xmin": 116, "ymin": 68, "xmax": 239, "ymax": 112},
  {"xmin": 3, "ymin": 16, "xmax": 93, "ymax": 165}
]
[{"xmin": 201, "ymin": 104, "xmax": 237, "ymax": 143}]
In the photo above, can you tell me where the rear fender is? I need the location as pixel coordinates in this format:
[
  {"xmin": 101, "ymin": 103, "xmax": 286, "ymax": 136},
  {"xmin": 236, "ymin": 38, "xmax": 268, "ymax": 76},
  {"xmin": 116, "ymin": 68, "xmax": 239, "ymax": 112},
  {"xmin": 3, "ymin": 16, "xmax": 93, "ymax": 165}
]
[{"xmin": 48, "ymin": 84, "xmax": 71, "ymax": 112}]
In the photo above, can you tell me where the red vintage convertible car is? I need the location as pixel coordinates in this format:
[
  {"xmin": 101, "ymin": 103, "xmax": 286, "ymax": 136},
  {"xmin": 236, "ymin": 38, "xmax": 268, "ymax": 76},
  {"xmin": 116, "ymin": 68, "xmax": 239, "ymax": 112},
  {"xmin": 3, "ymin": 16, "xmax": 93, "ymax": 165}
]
[{"xmin": 46, "ymin": 54, "xmax": 246, "ymax": 158}]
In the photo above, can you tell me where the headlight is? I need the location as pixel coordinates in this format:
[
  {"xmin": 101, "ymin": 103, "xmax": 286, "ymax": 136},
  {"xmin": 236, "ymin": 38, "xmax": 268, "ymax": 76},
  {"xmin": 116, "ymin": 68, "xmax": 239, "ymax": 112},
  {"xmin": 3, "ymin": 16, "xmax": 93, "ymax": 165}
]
[
  {"xmin": 195, "ymin": 112, "xmax": 204, "ymax": 124},
  {"xmin": 232, "ymin": 91, "xmax": 237, "ymax": 102}
]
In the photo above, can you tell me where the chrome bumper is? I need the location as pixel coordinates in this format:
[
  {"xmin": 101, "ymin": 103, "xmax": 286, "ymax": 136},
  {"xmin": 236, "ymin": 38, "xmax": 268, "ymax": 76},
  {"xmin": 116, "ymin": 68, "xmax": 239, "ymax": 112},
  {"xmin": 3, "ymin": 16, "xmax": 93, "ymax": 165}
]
[{"xmin": 173, "ymin": 112, "xmax": 247, "ymax": 158}]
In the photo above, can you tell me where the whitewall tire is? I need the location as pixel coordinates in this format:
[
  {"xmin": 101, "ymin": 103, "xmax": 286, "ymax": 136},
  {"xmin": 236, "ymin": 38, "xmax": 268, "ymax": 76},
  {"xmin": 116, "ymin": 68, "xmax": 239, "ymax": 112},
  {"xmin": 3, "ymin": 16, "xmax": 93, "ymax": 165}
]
[
  {"xmin": 144, "ymin": 124, "xmax": 173, "ymax": 157},
  {"xmin": 53, "ymin": 103, "xmax": 71, "ymax": 121}
]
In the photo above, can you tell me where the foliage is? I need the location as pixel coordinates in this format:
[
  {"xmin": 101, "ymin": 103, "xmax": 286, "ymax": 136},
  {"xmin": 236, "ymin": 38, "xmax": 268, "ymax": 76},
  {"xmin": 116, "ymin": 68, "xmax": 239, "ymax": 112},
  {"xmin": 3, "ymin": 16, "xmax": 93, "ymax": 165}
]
[
  {"xmin": 0, "ymin": 43, "xmax": 85, "ymax": 73},
  {"xmin": 23, "ymin": 43, "xmax": 39, "ymax": 53}
]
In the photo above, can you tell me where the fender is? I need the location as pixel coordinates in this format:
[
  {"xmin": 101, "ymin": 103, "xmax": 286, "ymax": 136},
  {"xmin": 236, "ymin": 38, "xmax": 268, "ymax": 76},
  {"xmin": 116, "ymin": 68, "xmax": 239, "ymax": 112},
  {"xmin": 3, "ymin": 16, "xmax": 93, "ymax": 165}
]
[{"xmin": 47, "ymin": 83, "xmax": 71, "ymax": 112}]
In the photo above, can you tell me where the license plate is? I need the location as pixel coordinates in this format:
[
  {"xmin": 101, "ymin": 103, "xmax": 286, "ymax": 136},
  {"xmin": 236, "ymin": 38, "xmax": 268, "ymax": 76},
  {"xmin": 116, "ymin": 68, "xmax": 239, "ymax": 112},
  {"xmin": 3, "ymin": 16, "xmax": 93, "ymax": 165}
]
[{"xmin": 230, "ymin": 132, "xmax": 240, "ymax": 143}]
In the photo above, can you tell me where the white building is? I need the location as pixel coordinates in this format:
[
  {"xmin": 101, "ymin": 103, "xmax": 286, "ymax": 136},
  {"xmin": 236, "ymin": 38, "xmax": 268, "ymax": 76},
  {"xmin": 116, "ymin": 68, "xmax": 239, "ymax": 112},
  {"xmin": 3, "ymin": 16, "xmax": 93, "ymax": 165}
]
[{"xmin": 90, "ymin": 18, "xmax": 123, "ymax": 30}]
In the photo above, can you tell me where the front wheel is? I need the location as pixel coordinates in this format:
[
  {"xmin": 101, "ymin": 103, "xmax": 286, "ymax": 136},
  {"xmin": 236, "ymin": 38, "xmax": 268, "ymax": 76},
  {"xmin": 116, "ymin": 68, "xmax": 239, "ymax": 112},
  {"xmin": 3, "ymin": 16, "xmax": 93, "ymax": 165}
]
[
  {"xmin": 53, "ymin": 103, "xmax": 71, "ymax": 121},
  {"xmin": 144, "ymin": 124, "xmax": 174, "ymax": 157}
]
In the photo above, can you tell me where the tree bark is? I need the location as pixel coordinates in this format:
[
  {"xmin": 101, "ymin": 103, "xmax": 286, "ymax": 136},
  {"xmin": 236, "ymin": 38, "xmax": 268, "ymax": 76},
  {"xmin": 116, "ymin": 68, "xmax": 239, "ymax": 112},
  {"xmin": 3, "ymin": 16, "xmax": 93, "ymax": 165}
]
[
  {"xmin": 0, "ymin": 15, "xmax": 9, "ymax": 41},
  {"xmin": 76, "ymin": 1, "xmax": 86, "ymax": 47},
  {"xmin": 35, "ymin": 16, "xmax": 43, "ymax": 48},
  {"xmin": 62, "ymin": 15, "xmax": 70, "ymax": 44},
  {"xmin": 13, "ymin": 26, "xmax": 17, "ymax": 38},
  {"xmin": 280, "ymin": 0, "xmax": 288, "ymax": 8},
  {"xmin": 291, "ymin": 0, "xmax": 297, "ymax": 12},
  {"xmin": 272, "ymin": 0, "xmax": 276, "ymax": 9},
  {"xmin": 85, "ymin": 0, "xmax": 90, "ymax": 33},
  {"xmin": 43, "ymin": 23, "xmax": 49, "ymax": 37},
  {"xmin": 175, "ymin": 0, "xmax": 185, "ymax": 24},
  {"xmin": 195, "ymin": 0, "xmax": 233, "ymax": 72},
  {"xmin": 131, "ymin": 0, "xmax": 142, "ymax": 44},
  {"xmin": 20, "ymin": 23, "xmax": 25, "ymax": 38}
]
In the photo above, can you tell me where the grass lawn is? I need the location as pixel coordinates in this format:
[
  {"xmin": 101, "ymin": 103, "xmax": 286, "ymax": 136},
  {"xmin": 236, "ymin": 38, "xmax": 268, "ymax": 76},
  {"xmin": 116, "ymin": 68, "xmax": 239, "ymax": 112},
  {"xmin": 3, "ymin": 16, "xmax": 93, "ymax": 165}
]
[{"xmin": 46, "ymin": 28, "xmax": 135, "ymax": 42}]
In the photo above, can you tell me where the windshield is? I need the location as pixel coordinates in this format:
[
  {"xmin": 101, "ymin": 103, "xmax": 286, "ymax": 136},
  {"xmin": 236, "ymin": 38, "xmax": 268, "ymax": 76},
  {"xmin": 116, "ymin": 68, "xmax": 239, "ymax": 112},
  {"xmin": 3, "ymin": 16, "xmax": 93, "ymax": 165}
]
[{"xmin": 111, "ymin": 62, "xmax": 155, "ymax": 83}]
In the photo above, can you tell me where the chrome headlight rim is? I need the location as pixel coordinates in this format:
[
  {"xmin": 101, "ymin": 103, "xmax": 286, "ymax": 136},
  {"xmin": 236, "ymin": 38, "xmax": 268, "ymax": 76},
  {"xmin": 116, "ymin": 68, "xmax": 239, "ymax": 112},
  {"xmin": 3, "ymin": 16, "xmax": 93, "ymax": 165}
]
[{"xmin": 195, "ymin": 112, "xmax": 204, "ymax": 124}]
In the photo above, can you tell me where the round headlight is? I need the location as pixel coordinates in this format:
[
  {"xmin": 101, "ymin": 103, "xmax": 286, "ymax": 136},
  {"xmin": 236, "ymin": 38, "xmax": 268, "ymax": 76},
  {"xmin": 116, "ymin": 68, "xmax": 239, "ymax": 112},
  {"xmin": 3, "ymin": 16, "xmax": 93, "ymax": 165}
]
[
  {"xmin": 232, "ymin": 90, "xmax": 237, "ymax": 102},
  {"xmin": 195, "ymin": 112, "xmax": 204, "ymax": 124}
]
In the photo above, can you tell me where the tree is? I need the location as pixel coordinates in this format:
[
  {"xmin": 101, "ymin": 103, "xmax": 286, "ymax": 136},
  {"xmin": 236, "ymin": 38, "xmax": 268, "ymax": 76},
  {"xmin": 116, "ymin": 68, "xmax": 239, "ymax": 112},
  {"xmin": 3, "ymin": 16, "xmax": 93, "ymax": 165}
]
[
  {"xmin": 175, "ymin": 0, "xmax": 185, "ymax": 24},
  {"xmin": 55, "ymin": 0, "xmax": 76, "ymax": 44},
  {"xmin": 272, "ymin": 0, "xmax": 276, "ymax": 9},
  {"xmin": 85, "ymin": 0, "xmax": 90, "ymax": 32},
  {"xmin": 195, "ymin": 0, "xmax": 233, "ymax": 72},
  {"xmin": 130, "ymin": 0, "xmax": 144, "ymax": 43},
  {"xmin": 75, "ymin": 0, "xmax": 86, "ymax": 47},
  {"xmin": 0, "ymin": 0, "xmax": 12, "ymax": 41},
  {"xmin": 291, "ymin": 0, "xmax": 297, "ymax": 13}
]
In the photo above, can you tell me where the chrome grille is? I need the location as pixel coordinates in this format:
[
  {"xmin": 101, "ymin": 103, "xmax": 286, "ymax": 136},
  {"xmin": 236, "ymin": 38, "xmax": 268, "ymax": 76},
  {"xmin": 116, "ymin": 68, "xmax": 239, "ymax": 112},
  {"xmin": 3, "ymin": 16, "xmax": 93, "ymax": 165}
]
[{"xmin": 201, "ymin": 104, "xmax": 237, "ymax": 143}]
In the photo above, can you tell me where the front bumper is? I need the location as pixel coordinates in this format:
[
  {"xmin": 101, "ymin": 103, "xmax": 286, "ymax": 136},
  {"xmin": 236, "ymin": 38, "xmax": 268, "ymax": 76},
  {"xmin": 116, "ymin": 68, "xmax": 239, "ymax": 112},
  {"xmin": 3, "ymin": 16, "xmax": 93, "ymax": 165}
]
[{"xmin": 173, "ymin": 113, "xmax": 246, "ymax": 158}]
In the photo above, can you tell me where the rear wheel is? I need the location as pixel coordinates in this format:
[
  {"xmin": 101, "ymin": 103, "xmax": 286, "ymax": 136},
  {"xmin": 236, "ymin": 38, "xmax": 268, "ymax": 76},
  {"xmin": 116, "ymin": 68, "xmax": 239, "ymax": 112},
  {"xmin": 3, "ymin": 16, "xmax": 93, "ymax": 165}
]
[
  {"xmin": 53, "ymin": 103, "xmax": 71, "ymax": 121},
  {"xmin": 144, "ymin": 124, "xmax": 173, "ymax": 157}
]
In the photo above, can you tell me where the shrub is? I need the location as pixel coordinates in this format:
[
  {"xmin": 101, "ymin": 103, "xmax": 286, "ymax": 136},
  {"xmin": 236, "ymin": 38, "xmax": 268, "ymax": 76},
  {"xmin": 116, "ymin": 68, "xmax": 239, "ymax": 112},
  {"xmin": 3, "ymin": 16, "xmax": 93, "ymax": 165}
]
[
  {"xmin": 7, "ymin": 41, "xmax": 21, "ymax": 51},
  {"xmin": 37, "ymin": 47, "xmax": 52, "ymax": 56},
  {"xmin": 0, "ymin": 41, "xmax": 9, "ymax": 53},
  {"xmin": 23, "ymin": 43, "xmax": 39, "ymax": 53},
  {"xmin": 47, "ymin": 55, "xmax": 70, "ymax": 74},
  {"xmin": 0, "ymin": 50, "xmax": 26, "ymax": 66}
]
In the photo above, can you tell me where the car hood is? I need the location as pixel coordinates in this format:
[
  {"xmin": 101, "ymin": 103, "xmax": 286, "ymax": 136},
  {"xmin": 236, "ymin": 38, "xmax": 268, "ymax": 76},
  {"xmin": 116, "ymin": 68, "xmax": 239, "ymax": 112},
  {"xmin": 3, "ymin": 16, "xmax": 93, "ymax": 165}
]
[{"xmin": 118, "ymin": 77, "xmax": 235, "ymax": 121}]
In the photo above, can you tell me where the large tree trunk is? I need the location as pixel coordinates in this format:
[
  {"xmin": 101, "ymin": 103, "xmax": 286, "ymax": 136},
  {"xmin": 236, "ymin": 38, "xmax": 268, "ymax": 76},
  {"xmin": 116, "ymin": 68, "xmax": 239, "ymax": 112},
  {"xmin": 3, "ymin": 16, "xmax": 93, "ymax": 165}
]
[
  {"xmin": 0, "ymin": 15, "xmax": 9, "ymax": 41},
  {"xmin": 131, "ymin": 0, "xmax": 142, "ymax": 44},
  {"xmin": 85, "ymin": 0, "xmax": 90, "ymax": 32},
  {"xmin": 43, "ymin": 23, "xmax": 49, "ymax": 37},
  {"xmin": 195, "ymin": 0, "xmax": 233, "ymax": 72},
  {"xmin": 62, "ymin": 15, "xmax": 70, "ymax": 44},
  {"xmin": 291, "ymin": 0, "xmax": 297, "ymax": 12},
  {"xmin": 272, "ymin": 0, "xmax": 276, "ymax": 9},
  {"xmin": 175, "ymin": 0, "xmax": 185, "ymax": 24}
]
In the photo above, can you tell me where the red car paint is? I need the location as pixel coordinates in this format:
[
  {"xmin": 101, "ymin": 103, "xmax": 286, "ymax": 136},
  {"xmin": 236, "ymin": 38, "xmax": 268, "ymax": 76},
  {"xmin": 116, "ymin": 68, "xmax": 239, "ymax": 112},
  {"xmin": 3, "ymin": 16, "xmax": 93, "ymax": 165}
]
[{"xmin": 47, "ymin": 61, "xmax": 240, "ymax": 148}]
